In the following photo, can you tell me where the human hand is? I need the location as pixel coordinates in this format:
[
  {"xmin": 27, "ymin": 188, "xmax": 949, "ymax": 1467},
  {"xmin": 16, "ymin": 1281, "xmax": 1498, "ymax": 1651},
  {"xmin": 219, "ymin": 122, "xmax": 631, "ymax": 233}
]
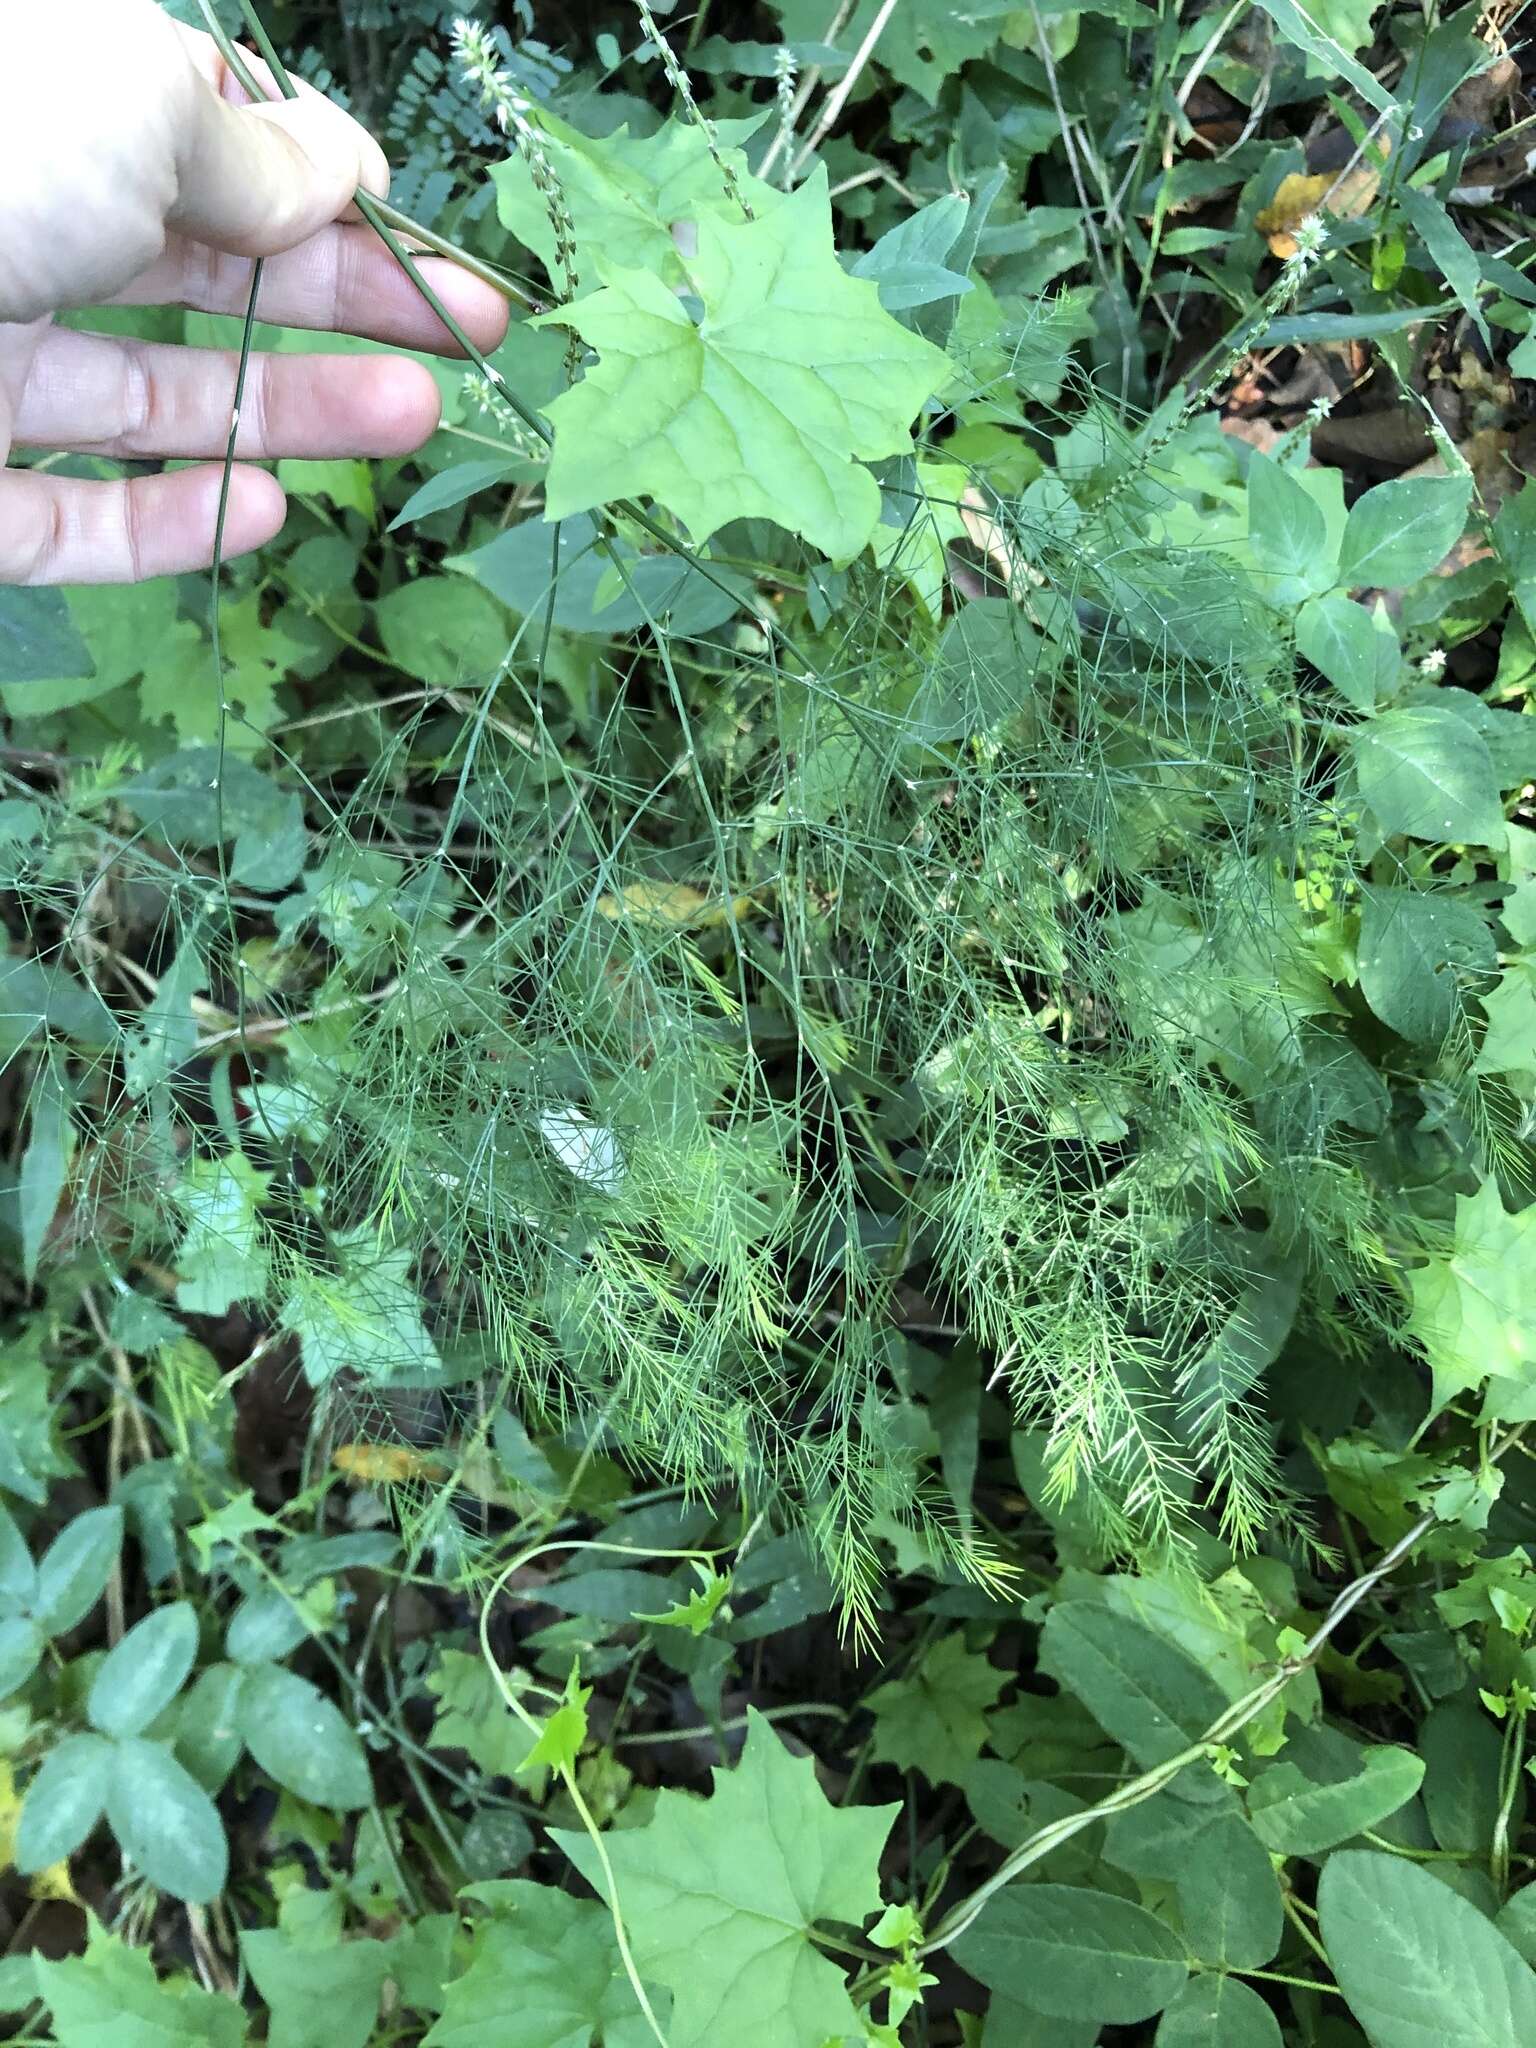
[{"xmin": 0, "ymin": 0, "xmax": 509, "ymax": 584}]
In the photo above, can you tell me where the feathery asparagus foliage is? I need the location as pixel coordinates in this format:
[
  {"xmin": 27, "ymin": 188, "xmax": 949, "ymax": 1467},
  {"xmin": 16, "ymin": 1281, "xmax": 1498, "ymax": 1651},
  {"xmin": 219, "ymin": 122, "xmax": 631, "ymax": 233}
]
[{"xmin": 3, "ymin": 8, "xmax": 1501, "ymax": 1633}]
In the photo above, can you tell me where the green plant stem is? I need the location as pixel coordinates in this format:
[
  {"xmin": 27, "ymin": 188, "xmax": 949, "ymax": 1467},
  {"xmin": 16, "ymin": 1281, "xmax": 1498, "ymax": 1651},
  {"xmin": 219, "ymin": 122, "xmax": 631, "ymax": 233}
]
[
  {"xmin": 614, "ymin": 1703, "xmax": 847, "ymax": 1746},
  {"xmin": 476, "ymin": 1534, "xmax": 735, "ymax": 2048},
  {"xmin": 1492, "ymin": 1704, "xmax": 1527, "ymax": 1895},
  {"xmin": 1220, "ymin": 1965, "xmax": 1343, "ymax": 1996},
  {"xmin": 1359, "ymin": 1831, "xmax": 1473, "ymax": 1862},
  {"xmin": 1282, "ymin": 1889, "xmax": 1333, "ymax": 1968}
]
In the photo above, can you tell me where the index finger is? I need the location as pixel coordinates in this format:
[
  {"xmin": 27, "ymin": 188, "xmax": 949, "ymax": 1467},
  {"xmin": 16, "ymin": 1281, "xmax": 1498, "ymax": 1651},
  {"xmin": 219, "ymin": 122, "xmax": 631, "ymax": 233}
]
[{"xmin": 107, "ymin": 227, "xmax": 511, "ymax": 358}]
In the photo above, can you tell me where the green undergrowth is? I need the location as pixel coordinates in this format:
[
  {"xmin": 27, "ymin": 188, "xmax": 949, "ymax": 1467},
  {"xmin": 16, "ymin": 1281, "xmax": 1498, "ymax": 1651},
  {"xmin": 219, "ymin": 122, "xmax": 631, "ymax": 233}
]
[{"xmin": 2, "ymin": 0, "xmax": 1536, "ymax": 2043}]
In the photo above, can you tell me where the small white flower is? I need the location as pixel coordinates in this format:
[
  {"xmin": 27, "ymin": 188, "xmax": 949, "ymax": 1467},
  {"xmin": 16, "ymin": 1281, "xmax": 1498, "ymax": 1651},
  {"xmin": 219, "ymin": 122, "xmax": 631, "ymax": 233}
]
[
  {"xmin": 1288, "ymin": 215, "xmax": 1330, "ymax": 266},
  {"xmin": 1419, "ymin": 647, "xmax": 1447, "ymax": 676}
]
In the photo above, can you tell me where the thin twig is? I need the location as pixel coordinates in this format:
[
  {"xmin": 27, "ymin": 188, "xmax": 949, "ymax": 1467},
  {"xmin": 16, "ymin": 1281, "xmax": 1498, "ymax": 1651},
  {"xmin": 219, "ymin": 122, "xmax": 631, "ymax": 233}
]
[
  {"xmin": 758, "ymin": 0, "xmax": 854, "ymax": 181},
  {"xmin": 788, "ymin": 0, "xmax": 898, "ymax": 182}
]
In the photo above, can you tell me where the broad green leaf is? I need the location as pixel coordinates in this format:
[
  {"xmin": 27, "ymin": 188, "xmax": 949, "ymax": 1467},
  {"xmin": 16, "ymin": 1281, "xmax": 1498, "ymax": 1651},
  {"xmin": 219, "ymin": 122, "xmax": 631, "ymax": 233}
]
[
  {"xmin": 1038, "ymin": 1602, "xmax": 1231, "ymax": 1802},
  {"xmin": 1169, "ymin": 1811, "xmax": 1282, "ymax": 1967},
  {"xmin": 774, "ymin": 0, "xmax": 1014, "ymax": 103},
  {"xmin": 1337, "ymin": 476, "xmax": 1470, "ymax": 590},
  {"xmin": 275, "ymin": 457, "xmax": 375, "ymax": 522},
  {"xmin": 121, "ymin": 934, "xmax": 207, "ymax": 1101},
  {"xmin": 1356, "ymin": 886, "xmax": 1495, "ymax": 1044},
  {"xmin": 88, "ymin": 1602, "xmax": 199, "ymax": 1739},
  {"xmin": 224, "ymin": 1587, "xmax": 314, "ymax": 1666},
  {"xmin": 493, "ymin": 113, "xmax": 781, "ymax": 291},
  {"xmin": 281, "ymin": 1233, "xmax": 442, "ymax": 1389},
  {"xmin": 0, "ymin": 1340, "xmax": 74, "ymax": 1504},
  {"xmin": 554, "ymin": 1709, "xmax": 897, "ymax": 2048},
  {"xmin": 867, "ymin": 1632, "xmax": 1006, "ymax": 1785},
  {"xmin": 1, "ymin": 579, "xmax": 199, "ymax": 719},
  {"xmin": 18, "ymin": 1065, "xmax": 71, "ymax": 1287},
  {"xmin": 1420, "ymin": 1697, "xmax": 1506, "ymax": 1855},
  {"xmin": 1255, "ymin": 0, "xmax": 1395, "ymax": 105},
  {"xmin": 450, "ymin": 510, "xmax": 746, "ymax": 637},
  {"xmin": 1103, "ymin": 1794, "xmax": 1280, "ymax": 1966},
  {"xmin": 1246, "ymin": 451, "xmax": 1331, "ymax": 596},
  {"xmin": 35, "ymin": 1923, "xmax": 247, "ymax": 2048},
  {"xmin": 0, "ymin": 1503, "xmax": 35, "ymax": 1606},
  {"xmin": 1154, "ymin": 1975, "xmax": 1282, "ymax": 2046},
  {"xmin": 32, "ymin": 1505, "xmax": 124, "ymax": 1638},
  {"xmin": 105, "ymin": 1738, "xmax": 229, "ymax": 1904},
  {"xmin": 1104, "ymin": 1788, "xmax": 1224, "ymax": 1879},
  {"xmin": 1353, "ymin": 705, "xmax": 1504, "ymax": 847},
  {"xmin": 388, "ymin": 458, "xmax": 521, "ymax": 531},
  {"xmin": 422, "ymin": 1883, "xmax": 657, "ymax": 2048},
  {"xmin": 1296, "ymin": 590, "xmax": 1398, "ymax": 711},
  {"xmin": 1248, "ymin": 1745, "xmax": 1424, "ymax": 1856},
  {"xmin": 1320, "ymin": 1848, "xmax": 1536, "ymax": 2047},
  {"xmin": 1394, "ymin": 185, "xmax": 1488, "ymax": 346},
  {"xmin": 15, "ymin": 1733, "xmax": 113, "ymax": 1870},
  {"xmin": 951, "ymin": 1883, "xmax": 1189, "ymax": 2025},
  {"xmin": 241, "ymin": 1927, "xmax": 392, "ymax": 2048},
  {"xmin": 176, "ymin": 1663, "xmax": 247, "ymax": 1796},
  {"xmin": 851, "ymin": 193, "xmax": 973, "ymax": 311},
  {"xmin": 1497, "ymin": 1883, "xmax": 1536, "ymax": 1966},
  {"xmin": 0, "ymin": 588, "xmax": 94, "ymax": 684},
  {"xmin": 1493, "ymin": 478, "xmax": 1536, "ymax": 637},
  {"xmin": 426, "ymin": 1650, "xmax": 530, "ymax": 1781},
  {"xmin": 536, "ymin": 171, "xmax": 952, "ymax": 564},
  {"xmin": 117, "ymin": 747, "xmax": 292, "ymax": 850},
  {"xmin": 1407, "ymin": 1177, "xmax": 1536, "ymax": 1406},
  {"xmin": 236, "ymin": 1665, "xmax": 372, "ymax": 1810},
  {"xmin": 981, "ymin": 1997, "xmax": 1097, "ymax": 2046},
  {"xmin": 171, "ymin": 1154, "xmax": 272, "ymax": 1317},
  {"xmin": 1475, "ymin": 965, "xmax": 1536, "ymax": 1080},
  {"xmin": 374, "ymin": 579, "xmax": 511, "ymax": 683}
]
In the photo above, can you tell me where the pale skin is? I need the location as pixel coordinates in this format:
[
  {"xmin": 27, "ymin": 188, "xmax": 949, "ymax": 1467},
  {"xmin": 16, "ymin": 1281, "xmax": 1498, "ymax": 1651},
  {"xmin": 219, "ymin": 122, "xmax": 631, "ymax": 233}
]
[{"xmin": 0, "ymin": 0, "xmax": 509, "ymax": 584}]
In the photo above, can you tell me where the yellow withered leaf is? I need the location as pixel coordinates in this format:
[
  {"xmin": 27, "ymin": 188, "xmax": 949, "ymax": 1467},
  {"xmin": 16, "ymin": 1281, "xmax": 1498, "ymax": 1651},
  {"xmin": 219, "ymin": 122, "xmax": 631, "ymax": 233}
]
[
  {"xmin": 333, "ymin": 1444, "xmax": 445, "ymax": 1485},
  {"xmin": 596, "ymin": 881, "xmax": 758, "ymax": 928},
  {"xmin": 1255, "ymin": 160, "xmax": 1384, "ymax": 258},
  {"xmin": 0, "ymin": 1759, "xmax": 77, "ymax": 1903}
]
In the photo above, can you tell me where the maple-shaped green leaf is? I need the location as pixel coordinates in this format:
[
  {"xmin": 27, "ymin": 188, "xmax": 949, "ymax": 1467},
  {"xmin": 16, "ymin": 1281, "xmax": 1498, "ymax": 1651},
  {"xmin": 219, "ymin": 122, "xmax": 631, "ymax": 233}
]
[
  {"xmin": 137, "ymin": 591, "xmax": 286, "ymax": 748},
  {"xmin": 771, "ymin": 0, "xmax": 1013, "ymax": 102},
  {"xmin": 535, "ymin": 171, "xmax": 952, "ymax": 564},
  {"xmin": 36, "ymin": 1919, "xmax": 246, "ymax": 2048},
  {"xmin": 493, "ymin": 114, "xmax": 780, "ymax": 293},
  {"xmin": 280, "ymin": 1230, "xmax": 443, "ymax": 1388},
  {"xmin": 1408, "ymin": 1178, "xmax": 1536, "ymax": 1409},
  {"xmin": 519, "ymin": 1663, "xmax": 590, "ymax": 1775},
  {"xmin": 554, "ymin": 1709, "xmax": 897, "ymax": 2048},
  {"xmin": 426, "ymin": 1649, "xmax": 532, "ymax": 1782},
  {"xmin": 0, "ymin": 578, "xmax": 192, "ymax": 720},
  {"xmin": 868, "ymin": 1632, "xmax": 1007, "ymax": 1785},
  {"xmin": 172, "ymin": 1154, "xmax": 271, "ymax": 1316},
  {"xmin": 631, "ymin": 1562, "xmax": 732, "ymax": 1636},
  {"xmin": 424, "ymin": 1883, "xmax": 657, "ymax": 2048},
  {"xmin": 1475, "ymin": 965, "xmax": 1536, "ymax": 1081}
]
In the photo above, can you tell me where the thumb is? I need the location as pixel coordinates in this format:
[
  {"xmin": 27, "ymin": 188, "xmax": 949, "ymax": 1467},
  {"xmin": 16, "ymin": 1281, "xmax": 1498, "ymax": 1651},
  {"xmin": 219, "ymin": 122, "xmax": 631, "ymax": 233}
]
[{"xmin": 167, "ymin": 67, "xmax": 390, "ymax": 259}]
